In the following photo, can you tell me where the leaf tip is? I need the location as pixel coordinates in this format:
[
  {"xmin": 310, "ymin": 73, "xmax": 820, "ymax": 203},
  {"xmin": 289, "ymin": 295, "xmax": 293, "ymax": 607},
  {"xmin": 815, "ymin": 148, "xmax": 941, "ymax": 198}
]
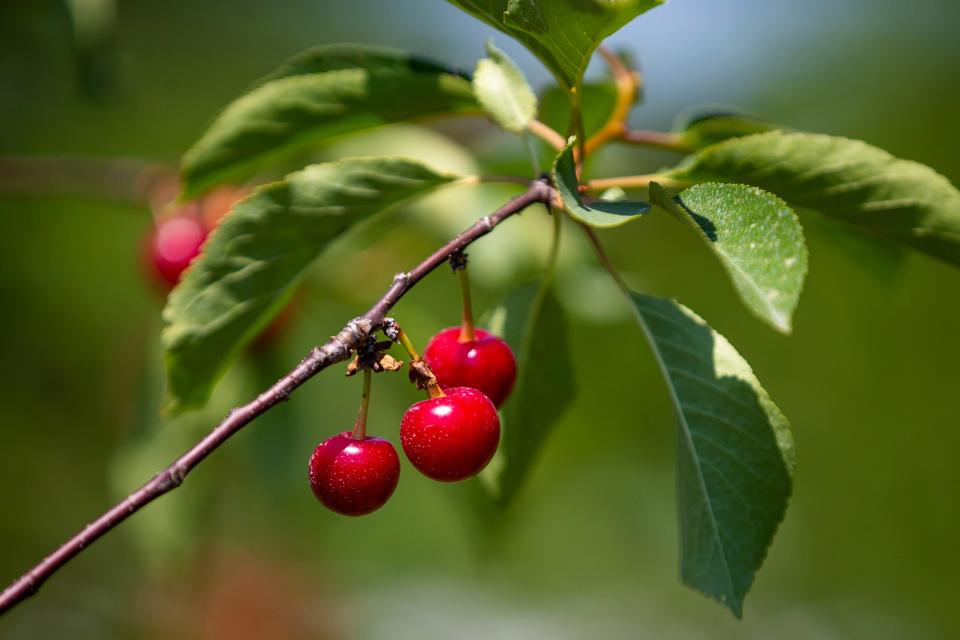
[{"xmin": 773, "ymin": 316, "xmax": 793, "ymax": 335}]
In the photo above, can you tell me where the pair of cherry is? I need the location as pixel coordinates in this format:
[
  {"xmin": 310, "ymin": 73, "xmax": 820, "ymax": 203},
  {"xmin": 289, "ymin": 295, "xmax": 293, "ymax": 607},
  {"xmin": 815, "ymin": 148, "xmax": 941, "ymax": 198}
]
[{"xmin": 309, "ymin": 324, "xmax": 516, "ymax": 517}]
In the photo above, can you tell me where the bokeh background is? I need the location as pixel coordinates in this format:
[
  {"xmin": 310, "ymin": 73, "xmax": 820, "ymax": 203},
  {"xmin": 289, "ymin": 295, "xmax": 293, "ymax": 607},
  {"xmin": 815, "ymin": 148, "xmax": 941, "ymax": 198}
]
[{"xmin": 2, "ymin": 1, "xmax": 959, "ymax": 638}]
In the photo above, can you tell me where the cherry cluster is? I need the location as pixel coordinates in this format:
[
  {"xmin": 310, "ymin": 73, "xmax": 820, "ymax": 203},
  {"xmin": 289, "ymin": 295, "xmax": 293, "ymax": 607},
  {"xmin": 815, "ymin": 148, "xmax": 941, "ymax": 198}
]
[
  {"xmin": 145, "ymin": 198, "xmax": 514, "ymax": 518},
  {"xmin": 309, "ymin": 259, "xmax": 517, "ymax": 516}
]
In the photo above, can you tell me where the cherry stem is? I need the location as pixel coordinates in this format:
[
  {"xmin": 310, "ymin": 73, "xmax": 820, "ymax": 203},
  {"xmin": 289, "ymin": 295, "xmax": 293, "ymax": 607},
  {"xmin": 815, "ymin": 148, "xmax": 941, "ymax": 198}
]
[
  {"xmin": 350, "ymin": 368, "xmax": 372, "ymax": 440},
  {"xmin": 396, "ymin": 328, "xmax": 421, "ymax": 361},
  {"xmin": 426, "ymin": 378, "xmax": 446, "ymax": 399},
  {"xmin": 457, "ymin": 266, "xmax": 476, "ymax": 343}
]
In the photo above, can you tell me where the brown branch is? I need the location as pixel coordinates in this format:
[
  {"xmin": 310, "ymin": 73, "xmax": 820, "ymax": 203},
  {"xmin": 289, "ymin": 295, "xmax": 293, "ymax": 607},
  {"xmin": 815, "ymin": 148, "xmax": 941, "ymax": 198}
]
[
  {"xmin": 0, "ymin": 178, "xmax": 554, "ymax": 617},
  {"xmin": 0, "ymin": 155, "xmax": 177, "ymax": 213}
]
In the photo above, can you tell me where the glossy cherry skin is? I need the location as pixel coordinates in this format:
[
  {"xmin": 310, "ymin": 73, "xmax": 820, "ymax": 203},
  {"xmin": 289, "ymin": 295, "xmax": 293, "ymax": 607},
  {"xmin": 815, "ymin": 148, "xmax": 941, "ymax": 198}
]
[
  {"xmin": 146, "ymin": 215, "xmax": 208, "ymax": 288},
  {"xmin": 400, "ymin": 387, "xmax": 500, "ymax": 482},
  {"xmin": 308, "ymin": 433, "xmax": 400, "ymax": 516},
  {"xmin": 423, "ymin": 327, "xmax": 517, "ymax": 407}
]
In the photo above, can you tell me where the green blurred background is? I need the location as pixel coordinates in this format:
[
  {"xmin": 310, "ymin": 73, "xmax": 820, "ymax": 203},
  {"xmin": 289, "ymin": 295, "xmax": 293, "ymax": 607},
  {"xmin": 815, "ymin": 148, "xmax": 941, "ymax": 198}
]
[{"xmin": 2, "ymin": 1, "xmax": 959, "ymax": 638}]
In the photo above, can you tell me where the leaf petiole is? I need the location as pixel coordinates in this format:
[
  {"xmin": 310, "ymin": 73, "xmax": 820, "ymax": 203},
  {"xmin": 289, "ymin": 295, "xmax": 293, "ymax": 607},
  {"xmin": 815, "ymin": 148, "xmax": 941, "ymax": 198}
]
[
  {"xmin": 584, "ymin": 45, "xmax": 638, "ymax": 155},
  {"xmin": 528, "ymin": 119, "xmax": 566, "ymax": 151},
  {"xmin": 585, "ymin": 174, "xmax": 688, "ymax": 192}
]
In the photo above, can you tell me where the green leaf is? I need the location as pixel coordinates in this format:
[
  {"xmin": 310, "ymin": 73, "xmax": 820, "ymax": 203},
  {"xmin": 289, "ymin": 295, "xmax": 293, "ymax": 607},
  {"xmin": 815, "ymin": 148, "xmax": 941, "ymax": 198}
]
[
  {"xmin": 667, "ymin": 131, "xmax": 960, "ymax": 266},
  {"xmin": 180, "ymin": 44, "xmax": 477, "ymax": 198},
  {"xmin": 628, "ymin": 292, "xmax": 794, "ymax": 617},
  {"xmin": 473, "ymin": 41, "xmax": 537, "ymax": 133},
  {"xmin": 163, "ymin": 157, "xmax": 456, "ymax": 413},
  {"xmin": 552, "ymin": 138, "xmax": 649, "ymax": 228},
  {"xmin": 445, "ymin": 0, "xmax": 662, "ymax": 89},
  {"xmin": 676, "ymin": 111, "xmax": 780, "ymax": 151},
  {"xmin": 649, "ymin": 182, "xmax": 808, "ymax": 333},
  {"xmin": 487, "ymin": 281, "xmax": 576, "ymax": 505}
]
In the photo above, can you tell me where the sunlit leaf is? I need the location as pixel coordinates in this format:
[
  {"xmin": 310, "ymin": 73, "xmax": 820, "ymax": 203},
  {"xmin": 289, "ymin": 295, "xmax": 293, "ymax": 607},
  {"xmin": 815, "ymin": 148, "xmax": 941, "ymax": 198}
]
[
  {"xmin": 628, "ymin": 292, "xmax": 794, "ymax": 617},
  {"xmin": 180, "ymin": 44, "xmax": 477, "ymax": 198},
  {"xmin": 649, "ymin": 182, "xmax": 807, "ymax": 333},
  {"xmin": 667, "ymin": 131, "xmax": 960, "ymax": 265},
  {"xmin": 473, "ymin": 40, "xmax": 537, "ymax": 133}
]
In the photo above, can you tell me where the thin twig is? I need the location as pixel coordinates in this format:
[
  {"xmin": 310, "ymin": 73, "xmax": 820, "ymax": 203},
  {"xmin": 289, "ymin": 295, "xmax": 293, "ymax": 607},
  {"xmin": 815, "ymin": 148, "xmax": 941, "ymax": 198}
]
[
  {"xmin": 569, "ymin": 87, "xmax": 587, "ymax": 173},
  {"xmin": 620, "ymin": 129, "xmax": 690, "ymax": 153},
  {"xmin": 583, "ymin": 47, "xmax": 691, "ymax": 156},
  {"xmin": 527, "ymin": 119, "xmax": 567, "ymax": 151},
  {"xmin": 0, "ymin": 178, "xmax": 554, "ymax": 617},
  {"xmin": 579, "ymin": 223, "xmax": 629, "ymax": 294},
  {"xmin": 0, "ymin": 155, "xmax": 177, "ymax": 214},
  {"xmin": 585, "ymin": 174, "xmax": 679, "ymax": 192},
  {"xmin": 584, "ymin": 46, "xmax": 640, "ymax": 156}
]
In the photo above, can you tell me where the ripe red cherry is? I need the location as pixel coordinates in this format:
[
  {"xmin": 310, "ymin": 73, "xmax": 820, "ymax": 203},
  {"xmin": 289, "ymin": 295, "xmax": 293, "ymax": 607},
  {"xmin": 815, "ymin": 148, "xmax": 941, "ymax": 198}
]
[
  {"xmin": 400, "ymin": 386, "xmax": 500, "ymax": 482},
  {"xmin": 308, "ymin": 433, "xmax": 400, "ymax": 516},
  {"xmin": 146, "ymin": 215, "xmax": 208, "ymax": 287},
  {"xmin": 423, "ymin": 327, "xmax": 516, "ymax": 407}
]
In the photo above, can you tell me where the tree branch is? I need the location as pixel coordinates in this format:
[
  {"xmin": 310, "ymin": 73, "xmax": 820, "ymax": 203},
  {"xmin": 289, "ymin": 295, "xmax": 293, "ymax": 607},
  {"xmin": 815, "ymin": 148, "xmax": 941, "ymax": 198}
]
[
  {"xmin": 0, "ymin": 155, "xmax": 176, "ymax": 212},
  {"xmin": 0, "ymin": 178, "xmax": 554, "ymax": 617}
]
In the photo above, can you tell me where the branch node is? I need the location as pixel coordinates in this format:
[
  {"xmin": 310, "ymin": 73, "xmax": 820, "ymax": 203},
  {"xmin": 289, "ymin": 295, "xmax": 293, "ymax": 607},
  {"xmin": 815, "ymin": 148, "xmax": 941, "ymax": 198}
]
[
  {"xmin": 346, "ymin": 336, "xmax": 403, "ymax": 375},
  {"xmin": 168, "ymin": 467, "xmax": 185, "ymax": 488},
  {"xmin": 382, "ymin": 317, "xmax": 401, "ymax": 342},
  {"xmin": 341, "ymin": 317, "xmax": 374, "ymax": 349},
  {"xmin": 448, "ymin": 250, "xmax": 468, "ymax": 272}
]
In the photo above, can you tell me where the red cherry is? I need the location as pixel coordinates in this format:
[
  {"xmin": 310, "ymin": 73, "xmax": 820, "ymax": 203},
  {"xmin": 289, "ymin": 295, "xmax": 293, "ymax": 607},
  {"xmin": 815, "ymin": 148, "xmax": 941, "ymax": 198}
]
[
  {"xmin": 423, "ymin": 327, "xmax": 517, "ymax": 407},
  {"xmin": 400, "ymin": 387, "xmax": 500, "ymax": 482},
  {"xmin": 308, "ymin": 432, "xmax": 400, "ymax": 516},
  {"xmin": 146, "ymin": 215, "xmax": 208, "ymax": 287}
]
